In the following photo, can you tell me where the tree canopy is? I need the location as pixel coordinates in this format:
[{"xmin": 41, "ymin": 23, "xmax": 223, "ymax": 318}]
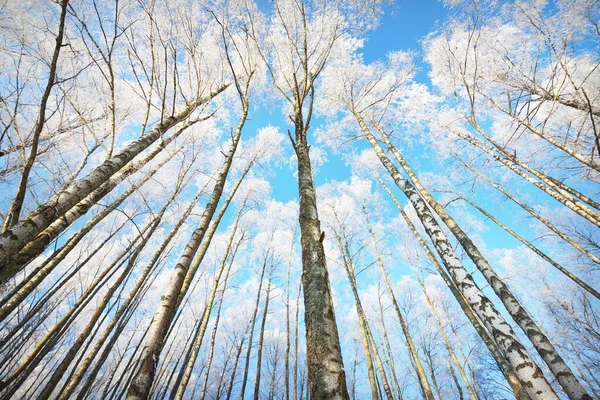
[{"xmin": 0, "ymin": 0, "xmax": 598, "ymax": 399}]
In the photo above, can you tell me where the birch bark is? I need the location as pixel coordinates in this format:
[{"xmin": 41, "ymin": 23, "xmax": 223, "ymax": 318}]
[
  {"xmin": 354, "ymin": 112, "xmax": 558, "ymax": 399},
  {"xmin": 0, "ymin": 84, "xmax": 229, "ymax": 272},
  {"xmin": 380, "ymin": 130, "xmax": 592, "ymax": 400},
  {"xmin": 126, "ymin": 98, "xmax": 245, "ymax": 400}
]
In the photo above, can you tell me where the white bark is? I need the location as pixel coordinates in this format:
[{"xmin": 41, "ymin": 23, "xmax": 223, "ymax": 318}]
[
  {"xmin": 126, "ymin": 101, "xmax": 244, "ymax": 400},
  {"xmin": 354, "ymin": 113, "xmax": 558, "ymax": 400},
  {"xmin": 0, "ymin": 84, "xmax": 229, "ymax": 273}
]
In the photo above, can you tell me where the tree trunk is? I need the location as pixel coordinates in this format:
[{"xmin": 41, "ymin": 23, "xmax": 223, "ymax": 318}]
[
  {"xmin": 0, "ymin": 84, "xmax": 229, "ymax": 272},
  {"xmin": 239, "ymin": 252, "xmax": 269, "ymax": 400},
  {"xmin": 453, "ymin": 191, "xmax": 599, "ymax": 299},
  {"xmin": 417, "ymin": 276, "xmax": 478, "ymax": 400},
  {"xmin": 456, "ymin": 127, "xmax": 600, "ymax": 227},
  {"xmin": 198, "ymin": 245, "xmax": 235, "ymax": 400},
  {"xmin": 363, "ymin": 209, "xmax": 436, "ymax": 400},
  {"xmin": 60, "ymin": 190, "xmax": 200, "ymax": 400},
  {"xmin": 253, "ymin": 266, "xmax": 273, "ymax": 400},
  {"xmin": 126, "ymin": 100, "xmax": 243, "ymax": 400},
  {"xmin": 3, "ymin": 0, "xmax": 69, "ymax": 230},
  {"xmin": 380, "ymin": 131, "xmax": 592, "ymax": 400},
  {"xmin": 3, "ymin": 118, "xmax": 198, "ymax": 279},
  {"xmin": 0, "ymin": 148, "xmax": 186, "ymax": 319},
  {"xmin": 332, "ymin": 228, "xmax": 379, "ymax": 399},
  {"xmin": 458, "ymin": 159, "xmax": 600, "ymax": 266},
  {"xmin": 423, "ymin": 348, "xmax": 443, "ymax": 400},
  {"xmin": 176, "ymin": 204, "xmax": 245, "ymax": 399},
  {"xmin": 354, "ymin": 113, "xmax": 557, "ymax": 399},
  {"xmin": 37, "ymin": 210, "xmax": 165, "ymax": 399},
  {"xmin": 295, "ymin": 138, "xmax": 349, "ymax": 399},
  {"xmin": 378, "ymin": 177, "xmax": 529, "ymax": 400},
  {"xmin": 375, "ymin": 291, "xmax": 404, "ymax": 400},
  {"xmin": 365, "ymin": 325, "xmax": 394, "ymax": 400},
  {"xmin": 175, "ymin": 158, "xmax": 254, "ymax": 312}
]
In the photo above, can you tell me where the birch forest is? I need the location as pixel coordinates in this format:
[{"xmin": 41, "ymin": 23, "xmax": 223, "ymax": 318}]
[{"xmin": 0, "ymin": 0, "xmax": 599, "ymax": 399}]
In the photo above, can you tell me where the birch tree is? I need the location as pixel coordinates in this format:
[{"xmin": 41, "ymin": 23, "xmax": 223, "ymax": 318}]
[
  {"xmin": 247, "ymin": 0, "xmax": 386, "ymax": 395},
  {"xmin": 0, "ymin": 0, "xmax": 231, "ymax": 276},
  {"xmin": 318, "ymin": 51, "xmax": 564, "ymax": 399},
  {"xmin": 0, "ymin": 2, "xmax": 598, "ymax": 400}
]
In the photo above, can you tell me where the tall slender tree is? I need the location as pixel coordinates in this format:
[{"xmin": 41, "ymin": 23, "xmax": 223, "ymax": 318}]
[
  {"xmin": 1, "ymin": 2, "xmax": 598, "ymax": 400},
  {"xmin": 247, "ymin": 1, "xmax": 351, "ymax": 396}
]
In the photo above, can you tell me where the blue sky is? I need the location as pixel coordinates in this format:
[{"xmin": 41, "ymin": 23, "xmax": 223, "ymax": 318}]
[
  {"xmin": 238, "ymin": 0, "xmax": 538, "ymax": 299},
  {"xmin": 247, "ymin": 0, "xmax": 449, "ymax": 204},
  {"xmin": 2, "ymin": 1, "xmax": 598, "ymax": 398}
]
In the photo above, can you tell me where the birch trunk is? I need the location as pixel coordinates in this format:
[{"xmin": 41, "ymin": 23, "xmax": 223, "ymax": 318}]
[
  {"xmin": 332, "ymin": 227, "xmax": 379, "ymax": 399},
  {"xmin": 159, "ymin": 158, "xmax": 253, "ymax": 361},
  {"xmin": 239, "ymin": 252, "xmax": 268, "ymax": 400},
  {"xmin": 365, "ymin": 325, "xmax": 394, "ymax": 400},
  {"xmin": 417, "ymin": 277, "xmax": 478, "ymax": 400},
  {"xmin": 37, "ymin": 210, "xmax": 165, "ymax": 399},
  {"xmin": 126, "ymin": 99, "xmax": 244, "ymax": 400},
  {"xmin": 3, "ymin": 118, "xmax": 199, "ymax": 278},
  {"xmin": 465, "ymin": 123, "xmax": 600, "ymax": 212},
  {"xmin": 455, "ymin": 128, "xmax": 600, "ymax": 227},
  {"xmin": 448, "ymin": 357, "xmax": 465, "ymax": 400},
  {"xmin": 198, "ymin": 248, "xmax": 234, "ymax": 400},
  {"xmin": 0, "ymin": 83, "xmax": 229, "ymax": 272},
  {"xmin": 362, "ymin": 210, "xmax": 436, "ymax": 400},
  {"xmin": 0, "ymin": 147, "xmax": 185, "ymax": 315},
  {"xmin": 378, "ymin": 177, "xmax": 529, "ymax": 400},
  {"xmin": 3, "ymin": 0, "xmax": 68, "ymax": 230},
  {"xmin": 354, "ymin": 113, "xmax": 557, "ymax": 399},
  {"xmin": 380, "ymin": 131, "xmax": 592, "ymax": 400},
  {"xmin": 376, "ymin": 292, "xmax": 404, "ymax": 400},
  {"xmin": 59, "ymin": 191, "xmax": 200, "ymax": 400},
  {"xmin": 253, "ymin": 268, "xmax": 273, "ymax": 400},
  {"xmin": 175, "ymin": 204, "xmax": 245, "ymax": 399},
  {"xmin": 459, "ymin": 159, "xmax": 600, "ymax": 266},
  {"xmin": 175, "ymin": 158, "xmax": 254, "ymax": 311},
  {"xmin": 423, "ymin": 348, "xmax": 443, "ymax": 400},
  {"xmin": 453, "ymin": 192, "xmax": 599, "ymax": 299},
  {"xmin": 252, "ymin": 0, "xmax": 348, "ymax": 394}
]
